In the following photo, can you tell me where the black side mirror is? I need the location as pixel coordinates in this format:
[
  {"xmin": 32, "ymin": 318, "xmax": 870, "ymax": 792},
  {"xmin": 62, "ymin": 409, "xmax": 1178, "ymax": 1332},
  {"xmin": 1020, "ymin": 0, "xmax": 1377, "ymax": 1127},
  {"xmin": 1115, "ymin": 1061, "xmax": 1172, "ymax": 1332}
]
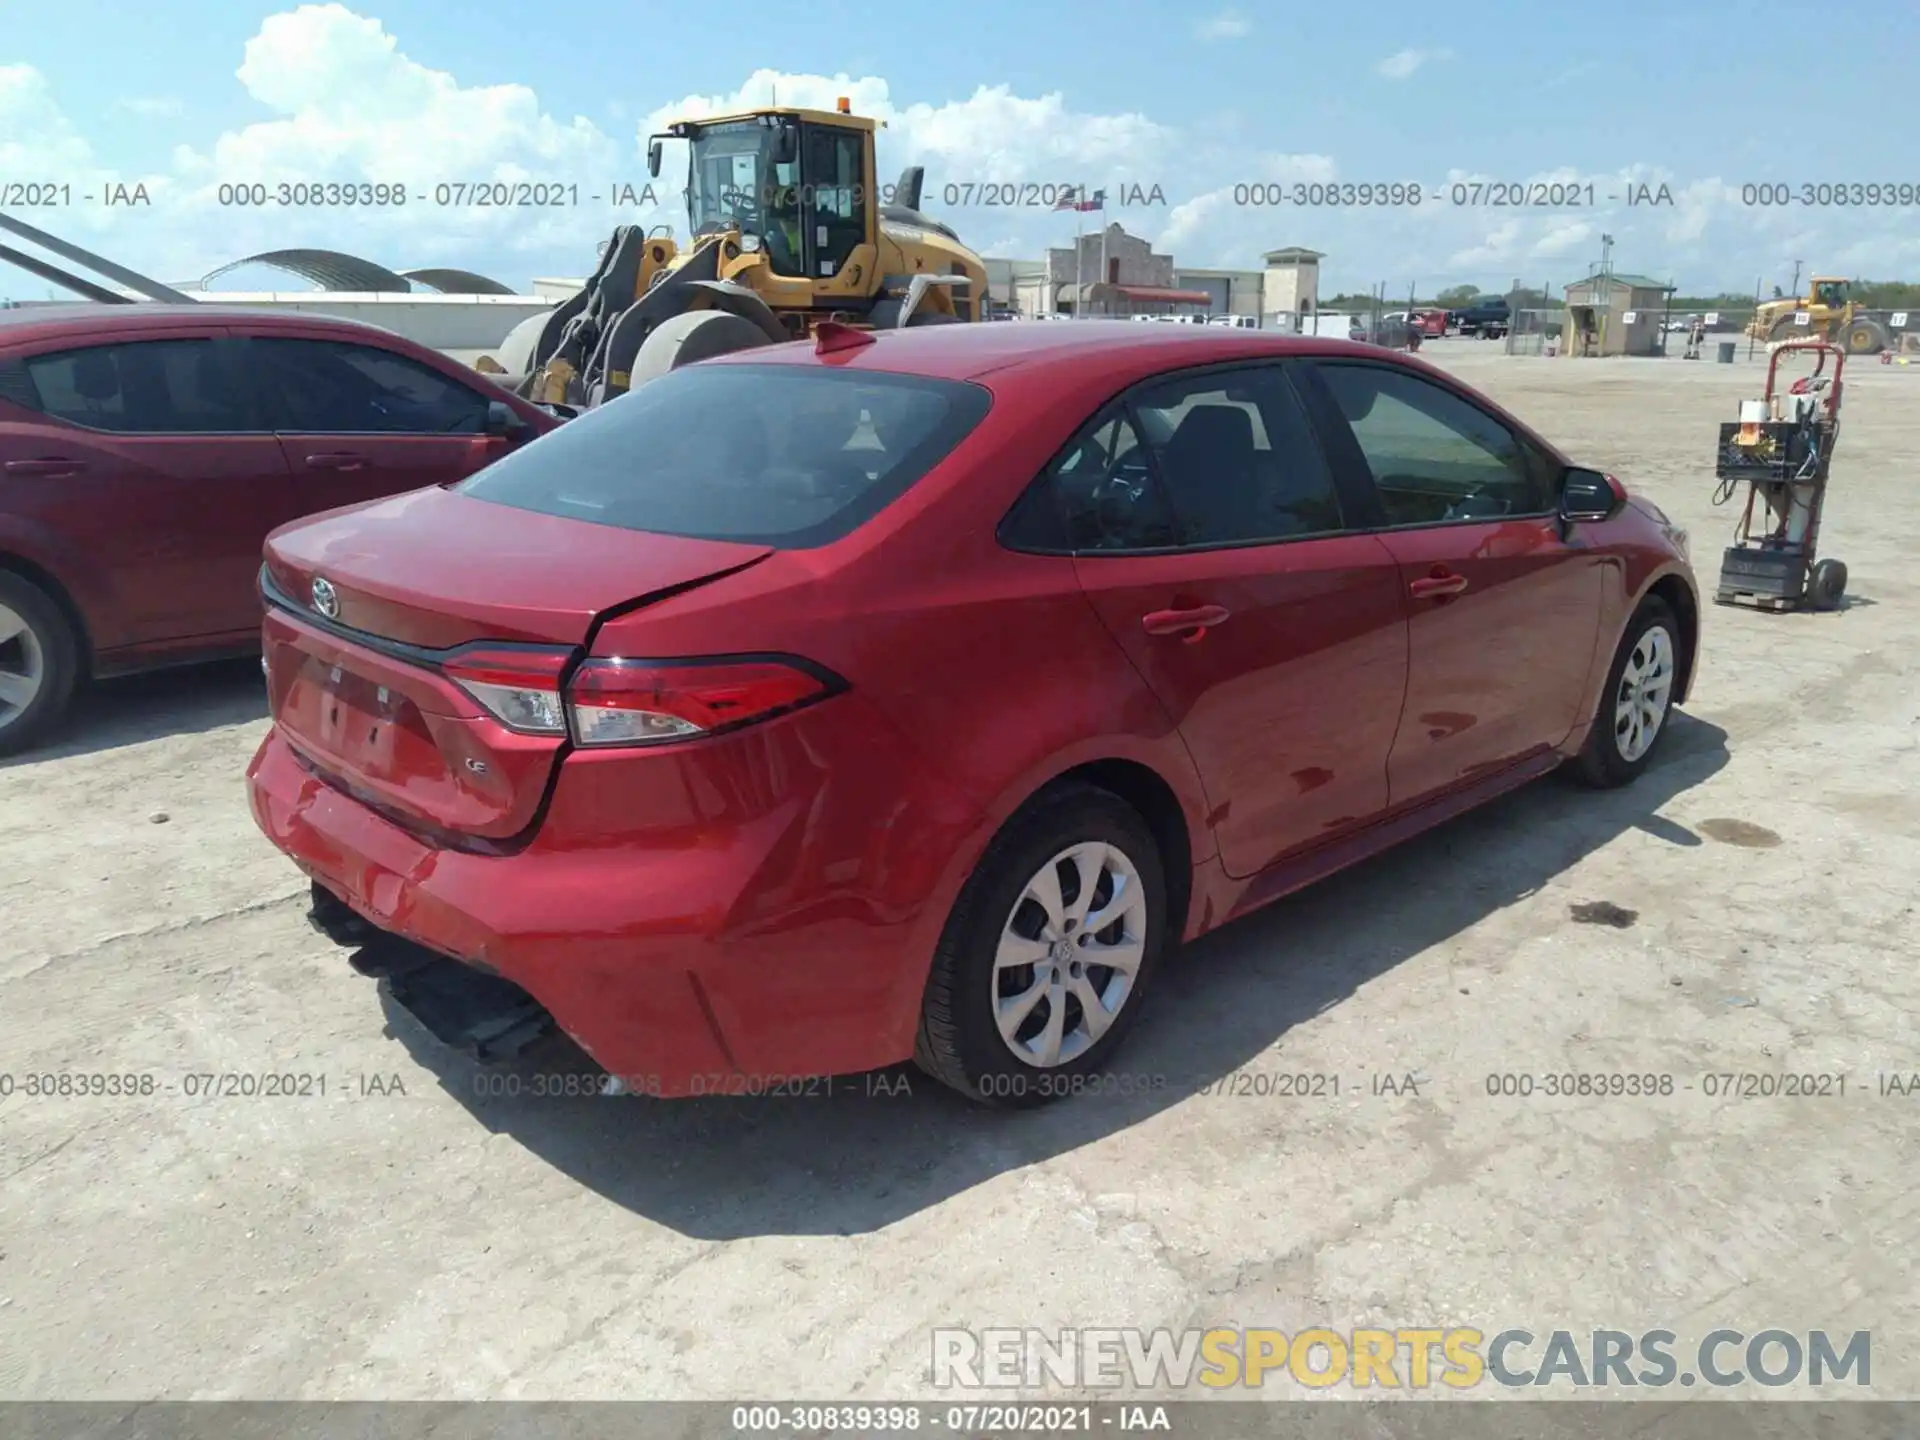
[
  {"xmin": 771, "ymin": 126, "xmax": 797, "ymax": 166},
  {"xmin": 647, "ymin": 138, "xmax": 663, "ymax": 178},
  {"xmin": 1560, "ymin": 466, "xmax": 1624, "ymax": 523},
  {"xmin": 486, "ymin": 399, "xmax": 530, "ymax": 438}
]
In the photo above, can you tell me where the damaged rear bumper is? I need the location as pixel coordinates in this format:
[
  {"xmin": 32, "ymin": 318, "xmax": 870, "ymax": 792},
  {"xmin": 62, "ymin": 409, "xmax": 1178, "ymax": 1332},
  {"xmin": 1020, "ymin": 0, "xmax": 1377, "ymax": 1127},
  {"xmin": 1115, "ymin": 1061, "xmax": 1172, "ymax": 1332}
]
[{"xmin": 306, "ymin": 882, "xmax": 555, "ymax": 1063}]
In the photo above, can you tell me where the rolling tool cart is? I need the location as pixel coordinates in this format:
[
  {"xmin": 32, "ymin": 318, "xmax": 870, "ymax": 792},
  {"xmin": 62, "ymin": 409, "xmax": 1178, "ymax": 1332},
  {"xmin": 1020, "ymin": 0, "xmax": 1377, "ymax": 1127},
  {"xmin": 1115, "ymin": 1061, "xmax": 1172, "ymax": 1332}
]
[{"xmin": 1712, "ymin": 339, "xmax": 1849, "ymax": 611}]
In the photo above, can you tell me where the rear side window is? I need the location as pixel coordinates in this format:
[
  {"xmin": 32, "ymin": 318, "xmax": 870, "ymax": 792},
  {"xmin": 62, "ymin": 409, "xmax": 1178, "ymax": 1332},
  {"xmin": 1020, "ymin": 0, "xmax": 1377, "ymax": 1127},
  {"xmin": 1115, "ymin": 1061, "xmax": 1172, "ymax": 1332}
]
[
  {"xmin": 251, "ymin": 338, "xmax": 490, "ymax": 434},
  {"xmin": 457, "ymin": 363, "xmax": 992, "ymax": 547},
  {"xmin": 22, "ymin": 339, "xmax": 248, "ymax": 434},
  {"xmin": 1126, "ymin": 366, "xmax": 1345, "ymax": 546}
]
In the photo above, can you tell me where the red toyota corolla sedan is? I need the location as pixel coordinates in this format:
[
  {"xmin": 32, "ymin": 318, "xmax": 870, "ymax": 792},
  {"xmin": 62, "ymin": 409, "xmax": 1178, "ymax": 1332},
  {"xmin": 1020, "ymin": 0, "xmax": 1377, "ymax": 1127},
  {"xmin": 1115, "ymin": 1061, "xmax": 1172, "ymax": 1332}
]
[{"xmin": 246, "ymin": 321, "xmax": 1699, "ymax": 1106}]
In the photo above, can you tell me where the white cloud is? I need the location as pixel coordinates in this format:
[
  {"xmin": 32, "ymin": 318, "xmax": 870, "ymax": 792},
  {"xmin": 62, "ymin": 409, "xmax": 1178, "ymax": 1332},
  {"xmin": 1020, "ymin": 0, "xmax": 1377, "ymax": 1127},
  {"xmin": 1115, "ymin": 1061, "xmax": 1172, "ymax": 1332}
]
[
  {"xmin": 1154, "ymin": 154, "xmax": 1337, "ymax": 261},
  {"xmin": 1, "ymin": 63, "xmax": 98, "ymax": 175},
  {"xmin": 162, "ymin": 2, "xmax": 627, "ymax": 267},
  {"xmin": 1197, "ymin": 10, "xmax": 1251, "ymax": 40},
  {"xmin": 641, "ymin": 71, "xmax": 1171, "ymax": 181},
  {"xmin": 1445, "ymin": 219, "xmax": 1524, "ymax": 271},
  {"xmin": 1376, "ymin": 48, "xmax": 1451, "ymax": 80},
  {"xmin": 1, "ymin": 11, "xmax": 1915, "ymax": 301}
]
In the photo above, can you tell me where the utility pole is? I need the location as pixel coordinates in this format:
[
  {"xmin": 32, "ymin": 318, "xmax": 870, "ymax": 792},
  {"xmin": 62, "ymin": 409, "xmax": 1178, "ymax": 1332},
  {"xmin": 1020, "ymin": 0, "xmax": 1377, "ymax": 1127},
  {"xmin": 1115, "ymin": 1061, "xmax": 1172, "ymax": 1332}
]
[
  {"xmin": 1790, "ymin": 258, "xmax": 1803, "ymax": 298},
  {"xmin": 1074, "ymin": 186, "xmax": 1084, "ymax": 317},
  {"xmin": 1597, "ymin": 233, "xmax": 1615, "ymax": 354},
  {"xmin": 1099, "ymin": 209, "xmax": 1108, "ymax": 314}
]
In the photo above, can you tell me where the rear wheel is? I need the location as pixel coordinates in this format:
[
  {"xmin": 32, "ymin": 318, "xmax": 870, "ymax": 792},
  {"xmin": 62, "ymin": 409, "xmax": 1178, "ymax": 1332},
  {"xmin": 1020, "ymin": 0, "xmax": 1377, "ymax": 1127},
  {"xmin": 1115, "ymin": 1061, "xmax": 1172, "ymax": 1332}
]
[
  {"xmin": 0, "ymin": 572, "xmax": 82, "ymax": 759},
  {"xmin": 1839, "ymin": 318, "xmax": 1888, "ymax": 356},
  {"xmin": 915, "ymin": 784, "xmax": 1168, "ymax": 1107},
  {"xmin": 1572, "ymin": 596, "xmax": 1680, "ymax": 788},
  {"xmin": 627, "ymin": 309, "xmax": 771, "ymax": 388},
  {"xmin": 1809, "ymin": 557, "xmax": 1848, "ymax": 609}
]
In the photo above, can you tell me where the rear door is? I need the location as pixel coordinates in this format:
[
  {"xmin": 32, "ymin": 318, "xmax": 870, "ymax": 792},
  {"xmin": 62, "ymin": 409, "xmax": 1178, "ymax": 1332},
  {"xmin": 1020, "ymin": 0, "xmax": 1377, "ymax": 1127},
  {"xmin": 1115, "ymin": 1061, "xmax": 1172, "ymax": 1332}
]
[
  {"xmin": 1298, "ymin": 359, "xmax": 1604, "ymax": 806},
  {"xmin": 241, "ymin": 334, "xmax": 520, "ymax": 512},
  {"xmin": 1057, "ymin": 361, "xmax": 1409, "ymax": 879},
  {"xmin": 8, "ymin": 330, "xmax": 300, "ymax": 647}
]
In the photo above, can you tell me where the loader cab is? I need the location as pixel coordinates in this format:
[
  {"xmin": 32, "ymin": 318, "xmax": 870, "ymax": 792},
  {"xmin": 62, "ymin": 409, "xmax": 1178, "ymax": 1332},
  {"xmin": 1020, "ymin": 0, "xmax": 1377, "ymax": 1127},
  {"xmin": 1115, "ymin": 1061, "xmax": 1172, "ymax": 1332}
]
[
  {"xmin": 662, "ymin": 112, "xmax": 874, "ymax": 285},
  {"xmin": 1812, "ymin": 279, "xmax": 1849, "ymax": 310}
]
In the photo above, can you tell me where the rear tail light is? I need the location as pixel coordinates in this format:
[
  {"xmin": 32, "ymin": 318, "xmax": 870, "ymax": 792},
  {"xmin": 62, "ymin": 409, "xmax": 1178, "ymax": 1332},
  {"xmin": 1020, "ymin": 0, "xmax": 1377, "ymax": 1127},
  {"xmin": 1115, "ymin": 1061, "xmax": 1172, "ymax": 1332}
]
[
  {"xmin": 443, "ymin": 647, "xmax": 571, "ymax": 735},
  {"xmin": 443, "ymin": 647, "xmax": 840, "ymax": 747},
  {"xmin": 566, "ymin": 657, "xmax": 837, "ymax": 748}
]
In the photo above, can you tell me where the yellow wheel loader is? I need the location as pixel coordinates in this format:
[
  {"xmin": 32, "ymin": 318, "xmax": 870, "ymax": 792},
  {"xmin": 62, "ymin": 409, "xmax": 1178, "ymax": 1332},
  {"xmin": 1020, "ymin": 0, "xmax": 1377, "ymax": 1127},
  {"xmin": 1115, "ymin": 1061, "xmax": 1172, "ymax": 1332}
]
[
  {"xmin": 491, "ymin": 100, "xmax": 988, "ymax": 408},
  {"xmin": 1747, "ymin": 276, "xmax": 1892, "ymax": 356}
]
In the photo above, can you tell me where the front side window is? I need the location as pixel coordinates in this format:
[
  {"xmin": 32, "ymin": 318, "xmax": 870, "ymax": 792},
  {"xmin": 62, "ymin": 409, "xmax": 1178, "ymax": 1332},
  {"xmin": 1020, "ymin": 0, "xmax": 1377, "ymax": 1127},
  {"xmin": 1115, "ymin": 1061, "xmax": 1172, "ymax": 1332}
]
[
  {"xmin": 457, "ymin": 363, "xmax": 990, "ymax": 548},
  {"xmin": 23, "ymin": 338, "xmax": 247, "ymax": 434},
  {"xmin": 688, "ymin": 121, "xmax": 774, "ymax": 238},
  {"xmin": 1312, "ymin": 363, "xmax": 1556, "ymax": 524},
  {"xmin": 251, "ymin": 339, "xmax": 489, "ymax": 434},
  {"xmin": 686, "ymin": 119, "xmax": 809, "ymax": 276}
]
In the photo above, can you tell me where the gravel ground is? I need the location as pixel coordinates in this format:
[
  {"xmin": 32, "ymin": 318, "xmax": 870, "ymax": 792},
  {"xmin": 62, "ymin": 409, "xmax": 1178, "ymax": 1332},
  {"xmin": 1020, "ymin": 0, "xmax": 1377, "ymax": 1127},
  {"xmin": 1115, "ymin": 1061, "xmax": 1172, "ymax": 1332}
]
[{"xmin": 1, "ymin": 342, "xmax": 1915, "ymax": 1402}]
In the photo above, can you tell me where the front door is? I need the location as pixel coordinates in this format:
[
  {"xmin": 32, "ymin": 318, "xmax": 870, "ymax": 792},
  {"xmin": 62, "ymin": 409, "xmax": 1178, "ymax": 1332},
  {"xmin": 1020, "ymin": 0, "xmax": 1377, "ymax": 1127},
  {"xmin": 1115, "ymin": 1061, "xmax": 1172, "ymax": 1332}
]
[
  {"xmin": 1055, "ymin": 362, "xmax": 1409, "ymax": 878},
  {"xmin": 1300, "ymin": 360, "xmax": 1605, "ymax": 805}
]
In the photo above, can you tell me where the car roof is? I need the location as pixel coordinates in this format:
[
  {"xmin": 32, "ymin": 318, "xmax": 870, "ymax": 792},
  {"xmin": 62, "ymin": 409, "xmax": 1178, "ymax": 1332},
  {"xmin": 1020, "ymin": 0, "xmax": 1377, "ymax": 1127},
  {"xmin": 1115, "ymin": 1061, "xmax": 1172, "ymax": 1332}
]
[
  {"xmin": 710, "ymin": 320, "xmax": 1424, "ymax": 386},
  {"xmin": 0, "ymin": 302, "xmax": 414, "ymax": 346}
]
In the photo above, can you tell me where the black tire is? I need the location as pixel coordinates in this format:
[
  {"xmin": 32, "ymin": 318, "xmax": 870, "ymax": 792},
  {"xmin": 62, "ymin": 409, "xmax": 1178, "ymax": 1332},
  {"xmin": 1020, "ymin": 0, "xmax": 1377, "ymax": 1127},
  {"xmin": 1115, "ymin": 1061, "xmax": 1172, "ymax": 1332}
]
[
  {"xmin": 627, "ymin": 309, "xmax": 770, "ymax": 388},
  {"xmin": 1809, "ymin": 558, "xmax": 1848, "ymax": 610},
  {"xmin": 1839, "ymin": 319, "xmax": 1887, "ymax": 356},
  {"xmin": 907, "ymin": 311, "xmax": 963, "ymax": 326},
  {"xmin": 0, "ymin": 570, "xmax": 82, "ymax": 759},
  {"xmin": 1572, "ymin": 595, "xmax": 1681, "ymax": 789},
  {"xmin": 1768, "ymin": 315, "xmax": 1805, "ymax": 343},
  {"xmin": 914, "ymin": 784, "xmax": 1169, "ymax": 1107}
]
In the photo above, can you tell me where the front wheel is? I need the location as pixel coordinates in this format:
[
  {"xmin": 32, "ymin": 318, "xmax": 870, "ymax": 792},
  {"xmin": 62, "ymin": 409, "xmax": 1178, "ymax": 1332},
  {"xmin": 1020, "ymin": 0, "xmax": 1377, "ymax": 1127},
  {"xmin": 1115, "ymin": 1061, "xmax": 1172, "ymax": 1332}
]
[
  {"xmin": 915, "ymin": 785, "xmax": 1168, "ymax": 1107},
  {"xmin": 0, "ymin": 572, "xmax": 82, "ymax": 759},
  {"xmin": 1572, "ymin": 596, "xmax": 1681, "ymax": 788}
]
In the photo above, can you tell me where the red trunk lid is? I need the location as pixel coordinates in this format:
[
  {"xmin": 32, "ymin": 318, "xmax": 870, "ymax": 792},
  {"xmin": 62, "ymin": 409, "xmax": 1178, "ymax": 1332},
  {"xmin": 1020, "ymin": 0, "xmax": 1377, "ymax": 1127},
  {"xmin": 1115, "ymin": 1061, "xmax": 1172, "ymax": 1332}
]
[{"xmin": 261, "ymin": 489, "xmax": 772, "ymax": 841}]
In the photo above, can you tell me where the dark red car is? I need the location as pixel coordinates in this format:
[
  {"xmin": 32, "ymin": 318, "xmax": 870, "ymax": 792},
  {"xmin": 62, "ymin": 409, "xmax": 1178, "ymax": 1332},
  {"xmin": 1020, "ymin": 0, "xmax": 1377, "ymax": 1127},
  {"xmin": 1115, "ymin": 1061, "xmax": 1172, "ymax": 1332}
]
[
  {"xmin": 246, "ymin": 322, "xmax": 1699, "ymax": 1106},
  {"xmin": 0, "ymin": 304, "xmax": 556, "ymax": 754}
]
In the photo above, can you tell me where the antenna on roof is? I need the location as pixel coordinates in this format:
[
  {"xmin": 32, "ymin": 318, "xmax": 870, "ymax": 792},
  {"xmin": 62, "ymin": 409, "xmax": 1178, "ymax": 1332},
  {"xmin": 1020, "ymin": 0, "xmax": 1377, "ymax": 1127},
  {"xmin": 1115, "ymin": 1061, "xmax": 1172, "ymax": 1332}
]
[{"xmin": 814, "ymin": 320, "xmax": 876, "ymax": 355}]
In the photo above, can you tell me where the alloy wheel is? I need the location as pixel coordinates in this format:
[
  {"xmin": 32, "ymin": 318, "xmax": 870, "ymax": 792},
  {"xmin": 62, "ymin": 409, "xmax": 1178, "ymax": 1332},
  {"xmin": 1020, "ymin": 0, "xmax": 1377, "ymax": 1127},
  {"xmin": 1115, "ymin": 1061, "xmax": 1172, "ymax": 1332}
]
[
  {"xmin": 1613, "ymin": 624, "xmax": 1674, "ymax": 763},
  {"xmin": 0, "ymin": 602, "xmax": 47, "ymax": 729},
  {"xmin": 992, "ymin": 841, "xmax": 1148, "ymax": 1067}
]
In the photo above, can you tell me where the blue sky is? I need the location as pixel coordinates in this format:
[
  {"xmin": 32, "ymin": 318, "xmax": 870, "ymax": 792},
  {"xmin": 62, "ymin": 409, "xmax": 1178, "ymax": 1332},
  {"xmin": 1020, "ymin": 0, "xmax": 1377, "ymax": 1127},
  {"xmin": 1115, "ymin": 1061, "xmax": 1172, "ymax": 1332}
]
[{"xmin": 5, "ymin": 0, "xmax": 1918, "ymax": 298}]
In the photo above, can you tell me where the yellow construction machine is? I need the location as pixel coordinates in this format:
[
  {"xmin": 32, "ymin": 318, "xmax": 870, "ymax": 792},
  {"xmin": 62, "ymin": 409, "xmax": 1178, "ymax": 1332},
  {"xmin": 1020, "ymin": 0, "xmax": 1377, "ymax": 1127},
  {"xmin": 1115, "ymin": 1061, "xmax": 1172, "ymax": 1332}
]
[
  {"xmin": 1746, "ymin": 276, "xmax": 1893, "ymax": 355},
  {"xmin": 490, "ymin": 99, "xmax": 988, "ymax": 408}
]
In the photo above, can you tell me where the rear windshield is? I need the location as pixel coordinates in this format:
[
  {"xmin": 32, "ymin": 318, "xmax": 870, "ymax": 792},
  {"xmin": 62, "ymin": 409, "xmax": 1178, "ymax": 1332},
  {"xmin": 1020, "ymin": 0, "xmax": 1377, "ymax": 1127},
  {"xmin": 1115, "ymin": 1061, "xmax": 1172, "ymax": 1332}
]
[{"xmin": 457, "ymin": 362, "xmax": 992, "ymax": 548}]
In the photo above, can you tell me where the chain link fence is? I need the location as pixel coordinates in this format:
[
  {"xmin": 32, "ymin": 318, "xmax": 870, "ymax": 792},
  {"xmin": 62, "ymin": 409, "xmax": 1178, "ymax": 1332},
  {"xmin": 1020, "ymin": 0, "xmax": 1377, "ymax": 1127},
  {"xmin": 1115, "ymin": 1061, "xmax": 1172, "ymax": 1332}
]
[
  {"xmin": 1504, "ymin": 310, "xmax": 1564, "ymax": 356},
  {"xmin": 1503, "ymin": 306, "xmax": 1772, "ymax": 356}
]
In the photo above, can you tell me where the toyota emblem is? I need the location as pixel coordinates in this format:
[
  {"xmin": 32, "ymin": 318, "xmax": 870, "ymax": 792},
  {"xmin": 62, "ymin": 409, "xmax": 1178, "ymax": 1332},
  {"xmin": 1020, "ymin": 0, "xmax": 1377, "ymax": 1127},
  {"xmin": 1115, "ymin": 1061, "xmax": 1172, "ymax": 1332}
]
[{"xmin": 310, "ymin": 575, "xmax": 340, "ymax": 620}]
